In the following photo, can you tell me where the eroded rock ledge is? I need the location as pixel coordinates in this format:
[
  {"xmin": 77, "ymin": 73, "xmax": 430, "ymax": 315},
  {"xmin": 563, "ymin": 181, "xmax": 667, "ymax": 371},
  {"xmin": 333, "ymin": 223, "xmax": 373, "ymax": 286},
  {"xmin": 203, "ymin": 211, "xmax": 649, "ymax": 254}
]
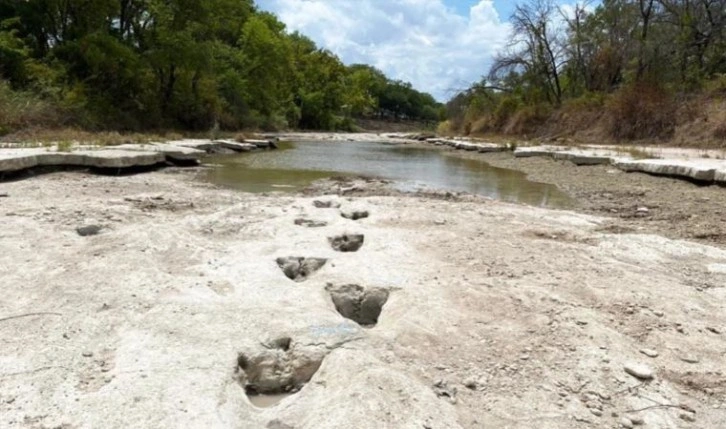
[
  {"xmin": 0, "ymin": 138, "xmax": 277, "ymax": 177},
  {"xmin": 422, "ymin": 137, "xmax": 726, "ymax": 185}
]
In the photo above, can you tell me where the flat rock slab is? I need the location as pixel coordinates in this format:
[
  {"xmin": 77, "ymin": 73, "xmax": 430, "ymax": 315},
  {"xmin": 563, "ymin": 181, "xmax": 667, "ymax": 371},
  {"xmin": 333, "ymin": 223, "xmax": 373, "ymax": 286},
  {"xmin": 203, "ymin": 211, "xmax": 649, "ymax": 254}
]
[
  {"xmin": 550, "ymin": 152, "xmax": 613, "ymax": 166},
  {"xmin": 112, "ymin": 143, "xmax": 205, "ymax": 161},
  {"xmin": 171, "ymin": 139, "xmax": 256, "ymax": 153},
  {"xmin": 513, "ymin": 146, "xmax": 726, "ymax": 184},
  {"xmin": 76, "ymin": 150, "xmax": 164, "ymax": 168},
  {"xmin": 241, "ymin": 139, "xmax": 278, "ymax": 149},
  {"xmin": 477, "ymin": 144, "xmax": 508, "ymax": 153},
  {"xmin": 212, "ymin": 139, "xmax": 258, "ymax": 152},
  {"xmin": 428, "ymin": 139, "xmax": 507, "ymax": 153},
  {"xmin": 514, "ymin": 148, "xmax": 560, "ymax": 158},
  {"xmin": 0, "ymin": 148, "xmax": 164, "ymax": 173},
  {"xmin": 0, "ymin": 150, "xmax": 43, "ymax": 172},
  {"xmin": 515, "ymin": 148, "xmax": 614, "ymax": 165},
  {"xmin": 170, "ymin": 139, "xmax": 220, "ymax": 152},
  {"xmin": 615, "ymin": 159, "xmax": 718, "ymax": 182}
]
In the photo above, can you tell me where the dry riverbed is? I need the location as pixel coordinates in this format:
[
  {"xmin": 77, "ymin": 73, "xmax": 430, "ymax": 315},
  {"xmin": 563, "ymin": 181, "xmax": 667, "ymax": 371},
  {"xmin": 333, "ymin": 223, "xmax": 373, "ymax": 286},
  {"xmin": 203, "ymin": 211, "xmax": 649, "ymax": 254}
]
[{"xmin": 1, "ymin": 153, "xmax": 726, "ymax": 428}]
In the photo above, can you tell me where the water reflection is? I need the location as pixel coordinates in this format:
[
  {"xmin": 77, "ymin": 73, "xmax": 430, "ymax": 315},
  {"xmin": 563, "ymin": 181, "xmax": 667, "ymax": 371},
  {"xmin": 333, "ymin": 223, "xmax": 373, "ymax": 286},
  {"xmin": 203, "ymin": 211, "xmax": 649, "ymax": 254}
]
[{"xmin": 202, "ymin": 141, "xmax": 572, "ymax": 208}]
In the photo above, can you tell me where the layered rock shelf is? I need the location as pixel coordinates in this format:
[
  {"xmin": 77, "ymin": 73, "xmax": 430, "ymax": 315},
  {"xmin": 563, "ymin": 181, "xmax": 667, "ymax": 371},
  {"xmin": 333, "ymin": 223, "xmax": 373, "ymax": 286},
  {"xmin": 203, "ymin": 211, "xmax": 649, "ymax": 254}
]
[
  {"xmin": 515, "ymin": 146, "xmax": 726, "ymax": 185},
  {"xmin": 421, "ymin": 138, "xmax": 726, "ymax": 186},
  {"xmin": 425, "ymin": 138, "xmax": 509, "ymax": 153},
  {"xmin": 0, "ymin": 138, "xmax": 277, "ymax": 176}
]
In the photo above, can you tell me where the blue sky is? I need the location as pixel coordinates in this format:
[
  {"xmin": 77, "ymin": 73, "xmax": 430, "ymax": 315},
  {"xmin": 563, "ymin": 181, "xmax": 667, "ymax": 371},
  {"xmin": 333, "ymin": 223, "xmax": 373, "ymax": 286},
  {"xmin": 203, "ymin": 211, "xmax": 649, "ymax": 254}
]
[
  {"xmin": 256, "ymin": 1, "xmax": 589, "ymax": 101},
  {"xmin": 449, "ymin": 0, "xmax": 517, "ymax": 18}
]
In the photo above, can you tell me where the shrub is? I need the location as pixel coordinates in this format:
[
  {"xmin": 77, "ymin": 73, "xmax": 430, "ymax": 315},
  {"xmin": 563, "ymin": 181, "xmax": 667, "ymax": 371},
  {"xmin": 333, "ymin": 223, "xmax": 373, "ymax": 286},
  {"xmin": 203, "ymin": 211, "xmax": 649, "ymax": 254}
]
[
  {"xmin": 470, "ymin": 116, "xmax": 493, "ymax": 134},
  {"xmin": 0, "ymin": 80, "xmax": 62, "ymax": 133},
  {"xmin": 262, "ymin": 112, "xmax": 289, "ymax": 131},
  {"xmin": 436, "ymin": 120, "xmax": 452, "ymax": 135},
  {"xmin": 334, "ymin": 116, "xmax": 359, "ymax": 132},
  {"xmin": 562, "ymin": 92, "xmax": 605, "ymax": 111},
  {"xmin": 503, "ymin": 103, "xmax": 551, "ymax": 135},
  {"xmin": 606, "ymin": 82, "xmax": 676, "ymax": 140},
  {"xmin": 493, "ymin": 96, "xmax": 520, "ymax": 128}
]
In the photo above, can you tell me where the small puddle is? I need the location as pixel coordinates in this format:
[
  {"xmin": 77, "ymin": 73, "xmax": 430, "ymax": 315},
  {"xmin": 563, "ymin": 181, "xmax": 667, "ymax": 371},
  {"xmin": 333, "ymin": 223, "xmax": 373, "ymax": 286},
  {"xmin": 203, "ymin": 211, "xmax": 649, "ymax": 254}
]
[
  {"xmin": 247, "ymin": 392, "xmax": 294, "ymax": 408},
  {"xmin": 202, "ymin": 141, "xmax": 573, "ymax": 208}
]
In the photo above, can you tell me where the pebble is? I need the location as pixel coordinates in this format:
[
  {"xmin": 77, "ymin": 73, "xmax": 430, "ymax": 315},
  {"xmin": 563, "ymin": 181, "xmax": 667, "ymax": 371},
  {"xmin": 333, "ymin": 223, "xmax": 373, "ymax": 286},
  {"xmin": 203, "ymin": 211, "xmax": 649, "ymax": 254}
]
[
  {"xmin": 463, "ymin": 378, "xmax": 478, "ymax": 390},
  {"xmin": 681, "ymin": 355, "xmax": 700, "ymax": 364},
  {"xmin": 624, "ymin": 363, "xmax": 654, "ymax": 380},
  {"xmin": 590, "ymin": 408, "xmax": 603, "ymax": 417},
  {"xmin": 639, "ymin": 348, "xmax": 659, "ymax": 358},
  {"xmin": 653, "ymin": 310, "xmax": 664, "ymax": 317},
  {"xmin": 630, "ymin": 416, "xmax": 644, "ymax": 425},
  {"xmin": 636, "ymin": 207, "xmax": 649, "ymax": 213},
  {"xmin": 82, "ymin": 351, "xmax": 94, "ymax": 358},
  {"xmin": 76, "ymin": 225, "xmax": 102, "ymax": 237},
  {"xmin": 679, "ymin": 412, "xmax": 696, "ymax": 422},
  {"xmin": 620, "ymin": 417, "xmax": 634, "ymax": 428}
]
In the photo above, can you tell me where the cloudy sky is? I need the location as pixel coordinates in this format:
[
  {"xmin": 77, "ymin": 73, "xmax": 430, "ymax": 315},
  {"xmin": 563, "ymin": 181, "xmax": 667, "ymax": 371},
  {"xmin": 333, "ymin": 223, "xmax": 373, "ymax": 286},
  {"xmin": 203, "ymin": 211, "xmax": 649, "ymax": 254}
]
[{"xmin": 256, "ymin": 0, "xmax": 590, "ymax": 101}]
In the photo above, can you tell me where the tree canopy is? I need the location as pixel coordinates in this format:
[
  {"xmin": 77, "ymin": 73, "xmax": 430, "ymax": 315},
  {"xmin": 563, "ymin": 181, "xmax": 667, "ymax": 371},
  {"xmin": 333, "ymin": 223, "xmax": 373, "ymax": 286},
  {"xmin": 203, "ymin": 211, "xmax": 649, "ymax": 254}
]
[{"xmin": 0, "ymin": 0, "xmax": 441, "ymax": 133}]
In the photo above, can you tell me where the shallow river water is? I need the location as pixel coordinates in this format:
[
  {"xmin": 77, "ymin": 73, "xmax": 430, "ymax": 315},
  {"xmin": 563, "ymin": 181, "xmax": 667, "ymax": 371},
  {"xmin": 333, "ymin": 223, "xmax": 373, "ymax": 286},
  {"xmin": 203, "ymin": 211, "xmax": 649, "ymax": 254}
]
[{"xmin": 202, "ymin": 140, "xmax": 572, "ymax": 208}]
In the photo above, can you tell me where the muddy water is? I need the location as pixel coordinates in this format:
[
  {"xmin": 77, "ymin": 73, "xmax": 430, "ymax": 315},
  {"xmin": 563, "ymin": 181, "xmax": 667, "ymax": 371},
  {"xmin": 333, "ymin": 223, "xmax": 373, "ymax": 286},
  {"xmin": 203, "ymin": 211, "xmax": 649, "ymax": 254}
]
[{"xmin": 203, "ymin": 141, "xmax": 572, "ymax": 208}]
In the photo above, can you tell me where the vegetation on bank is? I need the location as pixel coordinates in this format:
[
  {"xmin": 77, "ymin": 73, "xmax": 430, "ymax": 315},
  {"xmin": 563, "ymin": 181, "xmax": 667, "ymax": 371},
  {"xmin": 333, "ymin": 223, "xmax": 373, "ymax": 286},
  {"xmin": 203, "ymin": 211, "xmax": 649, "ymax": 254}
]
[
  {"xmin": 445, "ymin": 0, "xmax": 726, "ymax": 146},
  {"xmin": 0, "ymin": 0, "xmax": 442, "ymax": 137}
]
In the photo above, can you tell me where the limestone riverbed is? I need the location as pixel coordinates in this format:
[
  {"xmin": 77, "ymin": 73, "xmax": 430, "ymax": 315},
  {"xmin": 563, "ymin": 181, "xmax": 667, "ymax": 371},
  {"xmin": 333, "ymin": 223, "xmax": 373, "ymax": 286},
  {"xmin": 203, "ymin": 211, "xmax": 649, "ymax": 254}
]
[{"xmin": 1, "ymin": 156, "xmax": 726, "ymax": 428}]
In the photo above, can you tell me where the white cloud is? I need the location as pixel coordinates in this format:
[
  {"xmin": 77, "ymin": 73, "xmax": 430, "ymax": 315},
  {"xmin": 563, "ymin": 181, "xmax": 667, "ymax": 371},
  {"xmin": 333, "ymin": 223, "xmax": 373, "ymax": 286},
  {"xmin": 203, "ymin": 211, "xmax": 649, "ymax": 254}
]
[{"xmin": 257, "ymin": 0, "xmax": 511, "ymax": 101}]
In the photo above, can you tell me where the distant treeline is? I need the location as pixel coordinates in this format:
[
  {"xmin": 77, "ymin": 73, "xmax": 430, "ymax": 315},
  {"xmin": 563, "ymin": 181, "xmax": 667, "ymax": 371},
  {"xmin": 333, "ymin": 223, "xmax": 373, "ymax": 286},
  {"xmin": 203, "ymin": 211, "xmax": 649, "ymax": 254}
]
[
  {"xmin": 0, "ymin": 0, "xmax": 442, "ymax": 134},
  {"xmin": 446, "ymin": 0, "xmax": 726, "ymax": 142}
]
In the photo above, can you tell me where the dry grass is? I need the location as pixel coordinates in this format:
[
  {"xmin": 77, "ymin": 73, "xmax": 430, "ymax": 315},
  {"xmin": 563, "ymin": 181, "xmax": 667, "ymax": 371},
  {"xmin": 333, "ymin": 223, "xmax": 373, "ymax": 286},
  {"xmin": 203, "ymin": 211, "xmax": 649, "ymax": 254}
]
[
  {"xmin": 56, "ymin": 140, "xmax": 73, "ymax": 152},
  {"xmin": 503, "ymin": 104, "xmax": 551, "ymax": 135},
  {"xmin": 713, "ymin": 121, "xmax": 726, "ymax": 140},
  {"xmin": 0, "ymin": 128, "xmax": 185, "ymax": 146},
  {"xmin": 455, "ymin": 77, "xmax": 726, "ymax": 149},
  {"xmin": 619, "ymin": 146, "xmax": 658, "ymax": 159},
  {"xmin": 606, "ymin": 82, "xmax": 677, "ymax": 141},
  {"xmin": 0, "ymin": 83, "xmax": 63, "ymax": 135}
]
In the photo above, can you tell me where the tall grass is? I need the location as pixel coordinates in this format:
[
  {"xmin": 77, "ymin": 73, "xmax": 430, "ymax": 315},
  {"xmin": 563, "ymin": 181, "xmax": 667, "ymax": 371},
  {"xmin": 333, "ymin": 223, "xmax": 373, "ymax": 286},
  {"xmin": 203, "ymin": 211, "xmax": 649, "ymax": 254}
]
[{"xmin": 0, "ymin": 81, "xmax": 61, "ymax": 136}]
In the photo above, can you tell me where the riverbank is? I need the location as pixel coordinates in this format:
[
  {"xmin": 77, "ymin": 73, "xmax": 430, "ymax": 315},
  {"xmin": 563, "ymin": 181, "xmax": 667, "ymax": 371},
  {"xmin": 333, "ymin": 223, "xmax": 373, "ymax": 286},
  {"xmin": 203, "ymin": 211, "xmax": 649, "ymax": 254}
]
[
  {"xmin": 1, "ymin": 158, "xmax": 726, "ymax": 428},
  {"xmin": 434, "ymin": 147, "xmax": 726, "ymax": 247}
]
